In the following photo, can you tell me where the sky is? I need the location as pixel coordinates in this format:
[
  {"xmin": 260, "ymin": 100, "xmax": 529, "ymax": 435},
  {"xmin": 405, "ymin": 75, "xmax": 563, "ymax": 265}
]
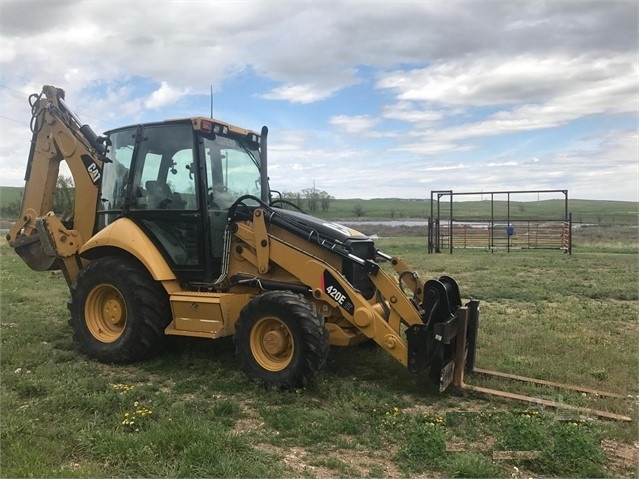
[{"xmin": 0, "ymin": 0, "xmax": 637, "ymax": 202}]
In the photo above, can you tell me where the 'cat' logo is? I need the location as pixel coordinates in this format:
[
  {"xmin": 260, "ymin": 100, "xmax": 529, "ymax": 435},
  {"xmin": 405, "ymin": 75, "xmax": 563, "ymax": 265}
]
[{"xmin": 81, "ymin": 154, "xmax": 102, "ymax": 186}]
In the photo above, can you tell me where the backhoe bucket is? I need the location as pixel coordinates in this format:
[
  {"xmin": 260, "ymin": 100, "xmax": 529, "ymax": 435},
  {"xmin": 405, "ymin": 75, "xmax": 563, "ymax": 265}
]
[{"xmin": 13, "ymin": 234, "xmax": 57, "ymax": 271}]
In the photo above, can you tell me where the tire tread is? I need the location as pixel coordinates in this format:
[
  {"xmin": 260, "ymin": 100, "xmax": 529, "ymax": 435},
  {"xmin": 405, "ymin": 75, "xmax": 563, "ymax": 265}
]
[
  {"xmin": 235, "ymin": 291, "xmax": 329, "ymax": 389},
  {"xmin": 68, "ymin": 255, "xmax": 170, "ymax": 363}
]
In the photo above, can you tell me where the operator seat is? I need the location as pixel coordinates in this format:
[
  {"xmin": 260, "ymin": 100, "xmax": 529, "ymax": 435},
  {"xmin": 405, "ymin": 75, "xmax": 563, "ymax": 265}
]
[{"xmin": 145, "ymin": 180, "xmax": 173, "ymax": 209}]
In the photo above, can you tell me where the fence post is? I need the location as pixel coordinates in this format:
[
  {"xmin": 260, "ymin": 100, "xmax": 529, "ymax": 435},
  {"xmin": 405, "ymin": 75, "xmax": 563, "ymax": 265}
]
[
  {"xmin": 428, "ymin": 217, "xmax": 432, "ymax": 254},
  {"xmin": 569, "ymin": 212, "xmax": 572, "ymax": 255},
  {"xmin": 562, "ymin": 213, "xmax": 573, "ymax": 255}
]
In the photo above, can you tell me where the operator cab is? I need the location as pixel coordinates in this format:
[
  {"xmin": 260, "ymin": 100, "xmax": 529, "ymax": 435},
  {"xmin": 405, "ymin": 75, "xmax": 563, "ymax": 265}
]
[{"xmin": 97, "ymin": 119, "xmax": 264, "ymax": 285}]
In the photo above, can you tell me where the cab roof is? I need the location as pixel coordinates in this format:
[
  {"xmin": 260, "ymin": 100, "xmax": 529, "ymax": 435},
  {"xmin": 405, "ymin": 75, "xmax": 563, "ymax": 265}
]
[{"xmin": 105, "ymin": 116, "xmax": 260, "ymax": 138}]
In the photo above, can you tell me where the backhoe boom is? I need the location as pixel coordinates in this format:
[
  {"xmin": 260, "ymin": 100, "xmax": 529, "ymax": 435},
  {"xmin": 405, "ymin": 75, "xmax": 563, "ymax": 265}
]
[{"xmin": 6, "ymin": 85, "xmax": 107, "ymax": 283}]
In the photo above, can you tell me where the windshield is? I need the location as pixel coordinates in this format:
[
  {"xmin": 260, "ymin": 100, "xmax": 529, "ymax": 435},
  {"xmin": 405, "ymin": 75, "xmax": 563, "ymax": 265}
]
[{"xmin": 203, "ymin": 133, "xmax": 262, "ymax": 209}]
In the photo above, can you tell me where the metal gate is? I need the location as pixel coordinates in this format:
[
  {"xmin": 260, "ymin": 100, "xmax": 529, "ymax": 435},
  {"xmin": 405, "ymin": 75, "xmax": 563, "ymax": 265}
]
[{"xmin": 428, "ymin": 190, "xmax": 571, "ymax": 254}]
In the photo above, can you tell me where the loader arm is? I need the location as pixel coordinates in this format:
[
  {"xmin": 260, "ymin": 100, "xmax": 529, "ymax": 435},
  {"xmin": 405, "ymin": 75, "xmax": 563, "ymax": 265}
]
[
  {"xmin": 229, "ymin": 206, "xmax": 474, "ymax": 381},
  {"xmin": 6, "ymin": 85, "xmax": 108, "ymax": 284}
]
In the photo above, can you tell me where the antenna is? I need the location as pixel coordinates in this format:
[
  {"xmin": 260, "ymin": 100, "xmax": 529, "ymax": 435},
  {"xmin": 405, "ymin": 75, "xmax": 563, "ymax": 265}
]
[{"xmin": 210, "ymin": 85, "xmax": 213, "ymax": 118}]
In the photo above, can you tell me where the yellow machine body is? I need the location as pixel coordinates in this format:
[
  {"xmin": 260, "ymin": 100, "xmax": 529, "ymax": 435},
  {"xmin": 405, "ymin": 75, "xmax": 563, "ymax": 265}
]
[{"xmin": 6, "ymin": 85, "xmax": 477, "ymax": 393}]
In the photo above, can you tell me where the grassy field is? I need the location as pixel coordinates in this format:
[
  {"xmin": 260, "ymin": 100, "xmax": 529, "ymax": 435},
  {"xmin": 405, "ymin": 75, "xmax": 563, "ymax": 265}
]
[
  {"xmin": 311, "ymin": 198, "xmax": 637, "ymax": 224},
  {"xmin": 1, "ymin": 229, "xmax": 638, "ymax": 477},
  {"xmin": 2, "ymin": 185, "xmax": 637, "ymax": 225},
  {"xmin": 0, "ymin": 186, "xmax": 22, "ymax": 206}
]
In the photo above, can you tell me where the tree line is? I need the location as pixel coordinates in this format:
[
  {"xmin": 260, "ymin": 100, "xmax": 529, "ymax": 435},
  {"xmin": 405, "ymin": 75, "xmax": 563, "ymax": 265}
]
[
  {"xmin": 279, "ymin": 187, "xmax": 334, "ymax": 212},
  {"xmin": 0, "ymin": 175, "xmax": 342, "ymax": 219},
  {"xmin": 1, "ymin": 175, "xmax": 75, "ymax": 220},
  {"xmin": 1, "ymin": 179, "xmax": 337, "ymax": 220}
]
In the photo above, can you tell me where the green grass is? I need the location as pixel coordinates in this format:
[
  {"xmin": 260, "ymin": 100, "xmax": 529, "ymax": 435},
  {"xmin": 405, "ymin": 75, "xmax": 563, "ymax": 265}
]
[
  {"xmin": 307, "ymin": 197, "xmax": 637, "ymax": 224},
  {"xmin": 2, "ymin": 187, "xmax": 637, "ymax": 224},
  {"xmin": 1, "ymin": 229, "xmax": 638, "ymax": 477},
  {"xmin": 0, "ymin": 185, "xmax": 22, "ymax": 206}
]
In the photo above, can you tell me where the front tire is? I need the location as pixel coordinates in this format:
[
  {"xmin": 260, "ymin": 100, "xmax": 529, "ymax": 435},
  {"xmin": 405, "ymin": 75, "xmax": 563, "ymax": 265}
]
[
  {"xmin": 234, "ymin": 291, "xmax": 329, "ymax": 389},
  {"xmin": 68, "ymin": 256, "xmax": 171, "ymax": 363}
]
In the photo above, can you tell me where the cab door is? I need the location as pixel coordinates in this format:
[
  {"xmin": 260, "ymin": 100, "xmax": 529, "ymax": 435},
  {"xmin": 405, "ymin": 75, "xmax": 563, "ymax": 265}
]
[{"xmin": 125, "ymin": 122, "xmax": 207, "ymax": 283}]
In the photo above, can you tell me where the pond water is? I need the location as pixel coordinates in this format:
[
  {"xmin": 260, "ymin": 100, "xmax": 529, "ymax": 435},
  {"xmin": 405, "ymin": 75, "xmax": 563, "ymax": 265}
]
[{"xmin": 341, "ymin": 220, "xmax": 429, "ymax": 227}]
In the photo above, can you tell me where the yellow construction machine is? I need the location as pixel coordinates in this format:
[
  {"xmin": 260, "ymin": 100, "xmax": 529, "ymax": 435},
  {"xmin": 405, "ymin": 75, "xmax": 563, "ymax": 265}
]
[
  {"xmin": 6, "ymin": 86, "xmax": 631, "ymax": 421},
  {"xmin": 7, "ymin": 85, "xmax": 476, "ymax": 390}
]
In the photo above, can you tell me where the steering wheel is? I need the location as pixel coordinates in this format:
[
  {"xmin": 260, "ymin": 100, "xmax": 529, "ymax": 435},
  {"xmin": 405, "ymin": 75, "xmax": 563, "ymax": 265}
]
[
  {"xmin": 207, "ymin": 184, "xmax": 230, "ymax": 210},
  {"xmin": 206, "ymin": 188, "xmax": 219, "ymax": 209}
]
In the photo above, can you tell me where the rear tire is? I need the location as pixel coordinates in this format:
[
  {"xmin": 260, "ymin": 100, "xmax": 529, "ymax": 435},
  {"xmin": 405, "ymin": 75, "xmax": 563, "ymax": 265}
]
[
  {"xmin": 68, "ymin": 256, "xmax": 171, "ymax": 363},
  {"xmin": 234, "ymin": 291, "xmax": 329, "ymax": 389}
]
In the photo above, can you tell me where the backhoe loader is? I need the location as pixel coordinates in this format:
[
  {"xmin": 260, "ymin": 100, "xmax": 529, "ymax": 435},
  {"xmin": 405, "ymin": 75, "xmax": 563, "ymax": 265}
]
[
  {"xmin": 8, "ymin": 87, "xmax": 631, "ymax": 422},
  {"xmin": 7, "ymin": 85, "xmax": 479, "ymax": 389},
  {"xmin": 6, "ymin": 85, "xmax": 476, "ymax": 391}
]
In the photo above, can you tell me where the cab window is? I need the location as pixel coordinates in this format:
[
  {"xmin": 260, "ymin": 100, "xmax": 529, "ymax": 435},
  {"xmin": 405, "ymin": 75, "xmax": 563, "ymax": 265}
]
[
  {"xmin": 100, "ymin": 128, "xmax": 135, "ymax": 212},
  {"xmin": 204, "ymin": 134, "xmax": 261, "ymax": 210},
  {"xmin": 131, "ymin": 124, "xmax": 197, "ymax": 210}
]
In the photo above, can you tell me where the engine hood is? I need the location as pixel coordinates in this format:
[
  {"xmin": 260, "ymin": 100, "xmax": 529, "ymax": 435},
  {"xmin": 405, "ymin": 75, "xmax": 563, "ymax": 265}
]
[{"xmin": 270, "ymin": 207, "xmax": 369, "ymax": 243}]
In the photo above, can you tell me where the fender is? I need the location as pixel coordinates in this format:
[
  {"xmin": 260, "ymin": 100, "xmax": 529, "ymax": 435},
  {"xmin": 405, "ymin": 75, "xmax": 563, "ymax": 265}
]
[{"xmin": 80, "ymin": 218, "xmax": 176, "ymax": 281}]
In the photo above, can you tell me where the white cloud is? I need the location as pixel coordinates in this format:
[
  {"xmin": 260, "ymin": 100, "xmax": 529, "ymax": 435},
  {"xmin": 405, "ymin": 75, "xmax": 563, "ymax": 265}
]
[
  {"xmin": 262, "ymin": 84, "xmax": 339, "ymax": 104},
  {"xmin": 369, "ymin": 52, "xmax": 637, "ymax": 159},
  {"xmin": 144, "ymin": 82, "xmax": 191, "ymax": 109},
  {"xmin": 420, "ymin": 163, "xmax": 469, "ymax": 172},
  {"xmin": 392, "ymin": 139, "xmax": 475, "ymax": 155},
  {"xmin": 0, "ymin": 1, "xmax": 637, "ymax": 201},
  {"xmin": 329, "ymin": 115, "xmax": 380, "ymax": 134},
  {"xmin": 378, "ymin": 53, "xmax": 637, "ymax": 131},
  {"xmin": 382, "ymin": 102, "xmax": 444, "ymax": 124}
]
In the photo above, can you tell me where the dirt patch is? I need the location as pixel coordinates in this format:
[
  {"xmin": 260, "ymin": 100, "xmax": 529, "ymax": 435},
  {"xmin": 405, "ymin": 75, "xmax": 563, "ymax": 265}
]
[
  {"xmin": 234, "ymin": 417, "xmax": 265, "ymax": 434},
  {"xmin": 601, "ymin": 439, "xmax": 639, "ymax": 477},
  {"xmin": 158, "ymin": 379, "xmax": 175, "ymax": 394},
  {"xmin": 233, "ymin": 399, "xmax": 267, "ymax": 434},
  {"xmin": 255, "ymin": 444, "xmax": 335, "ymax": 478},
  {"xmin": 255, "ymin": 442, "xmax": 408, "ymax": 479},
  {"xmin": 329, "ymin": 447, "xmax": 404, "ymax": 478},
  {"xmin": 402, "ymin": 395, "xmax": 508, "ymax": 417}
]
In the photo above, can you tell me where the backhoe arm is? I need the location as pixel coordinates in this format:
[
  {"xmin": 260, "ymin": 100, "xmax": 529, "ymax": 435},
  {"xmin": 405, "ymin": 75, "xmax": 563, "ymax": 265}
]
[{"xmin": 5, "ymin": 85, "xmax": 107, "ymax": 284}]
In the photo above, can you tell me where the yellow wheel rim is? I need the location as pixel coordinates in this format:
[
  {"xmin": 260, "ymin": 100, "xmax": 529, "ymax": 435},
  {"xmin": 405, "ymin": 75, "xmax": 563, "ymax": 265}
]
[
  {"xmin": 85, "ymin": 284, "xmax": 127, "ymax": 343},
  {"xmin": 250, "ymin": 317, "xmax": 294, "ymax": 371}
]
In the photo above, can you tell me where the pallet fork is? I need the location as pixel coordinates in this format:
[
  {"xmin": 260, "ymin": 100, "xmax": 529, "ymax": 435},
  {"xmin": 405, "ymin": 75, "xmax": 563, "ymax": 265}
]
[{"xmin": 441, "ymin": 302, "xmax": 633, "ymax": 422}]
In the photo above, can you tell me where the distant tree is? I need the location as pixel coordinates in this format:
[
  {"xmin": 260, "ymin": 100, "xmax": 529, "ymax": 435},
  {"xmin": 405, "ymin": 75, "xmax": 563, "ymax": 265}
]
[
  {"xmin": 2, "ymin": 191, "xmax": 23, "ymax": 219},
  {"xmin": 53, "ymin": 175, "xmax": 75, "ymax": 220},
  {"xmin": 282, "ymin": 186, "xmax": 335, "ymax": 213},
  {"xmin": 281, "ymin": 191, "xmax": 303, "ymax": 209},
  {"xmin": 0, "ymin": 175, "xmax": 74, "ymax": 222},
  {"xmin": 319, "ymin": 190, "xmax": 334, "ymax": 212},
  {"xmin": 353, "ymin": 204, "xmax": 365, "ymax": 217},
  {"xmin": 301, "ymin": 187, "xmax": 321, "ymax": 212}
]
